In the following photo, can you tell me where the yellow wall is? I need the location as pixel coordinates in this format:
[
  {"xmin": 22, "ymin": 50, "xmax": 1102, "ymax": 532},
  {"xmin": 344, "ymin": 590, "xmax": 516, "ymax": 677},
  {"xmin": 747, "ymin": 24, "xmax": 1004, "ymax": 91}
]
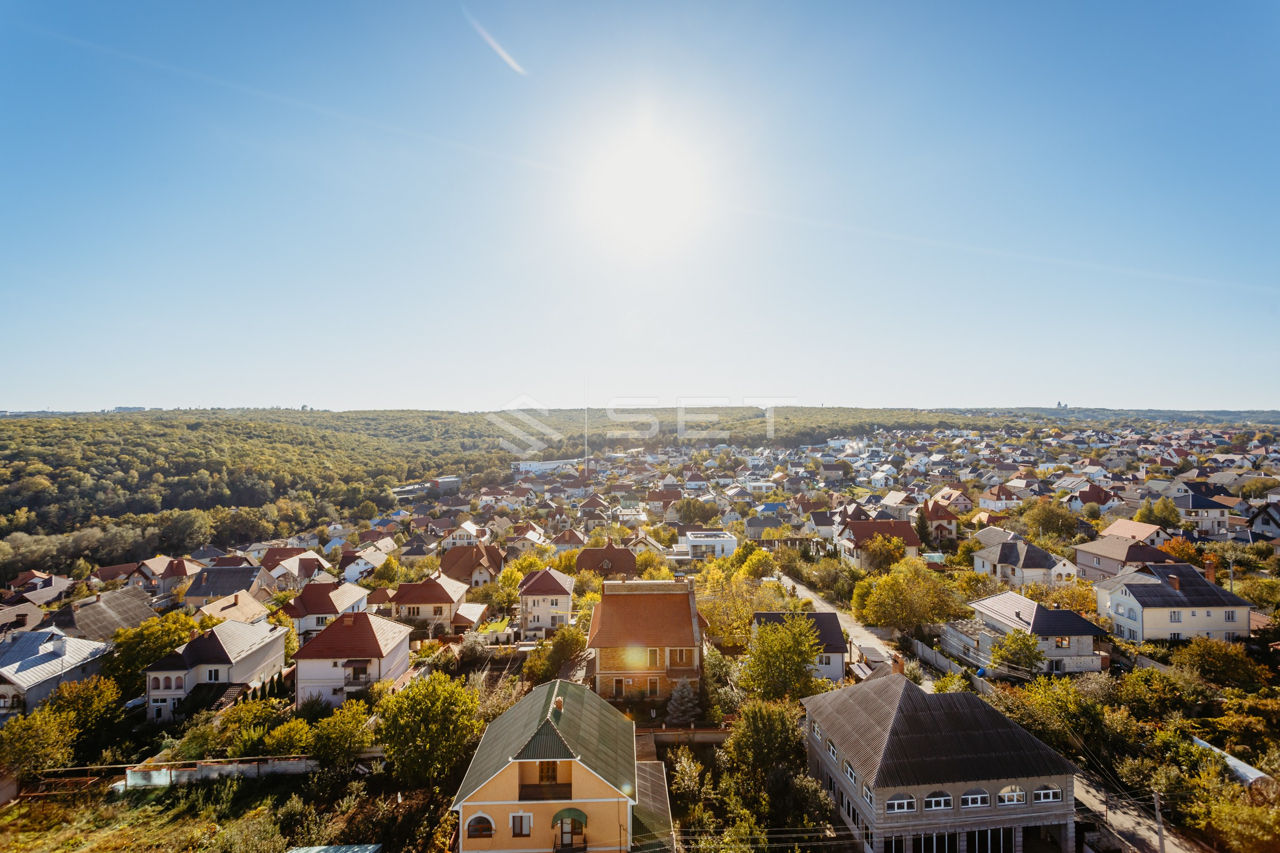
[
  {"xmin": 458, "ymin": 761, "xmax": 632, "ymax": 853},
  {"xmin": 593, "ymin": 647, "xmax": 700, "ymax": 700}
]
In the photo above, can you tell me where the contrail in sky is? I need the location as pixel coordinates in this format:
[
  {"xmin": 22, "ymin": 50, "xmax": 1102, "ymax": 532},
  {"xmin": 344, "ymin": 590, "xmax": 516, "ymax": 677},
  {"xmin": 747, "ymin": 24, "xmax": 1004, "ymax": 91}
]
[{"xmin": 464, "ymin": 8, "xmax": 527, "ymax": 76}]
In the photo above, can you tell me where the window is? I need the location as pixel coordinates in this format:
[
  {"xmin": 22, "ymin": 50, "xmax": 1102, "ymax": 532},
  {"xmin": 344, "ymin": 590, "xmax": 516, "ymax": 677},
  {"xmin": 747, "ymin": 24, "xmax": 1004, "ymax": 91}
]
[
  {"xmin": 997, "ymin": 785, "xmax": 1025, "ymax": 806},
  {"xmin": 924, "ymin": 792, "xmax": 952, "ymax": 810},
  {"xmin": 672, "ymin": 648, "xmax": 691, "ymax": 666},
  {"xmin": 648, "ymin": 648, "xmax": 660, "ymax": 668},
  {"xmin": 175, "ymin": 676, "xmax": 183, "ymax": 689},
  {"xmin": 1054, "ymin": 637, "xmax": 1071, "ymax": 649},
  {"xmin": 811, "ymin": 721, "xmax": 822, "ymax": 740},
  {"xmin": 163, "ymin": 676, "xmax": 172, "ymax": 690},
  {"xmin": 1225, "ymin": 610, "xmax": 1237, "ymax": 623},
  {"xmin": 511, "ymin": 813, "xmax": 531, "ymax": 837},
  {"xmin": 844, "ymin": 761, "xmax": 856, "ymax": 784},
  {"xmin": 433, "ymin": 606, "xmax": 444, "ymax": 616},
  {"xmin": 538, "ymin": 762, "xmax": 557, "ymax": 784},
  {"xmin": 316, "ymin": 616, "xmax": 329, "ymax": 626},
  {"xmin": 151, "ymin": 677, "xmax": 160, "ymax": 690},
  {"xmin": 886, "ymin": 794, "xmax": 915, "ymax": 813},
  {"xmin": 827, "ymin": 741, "xmax": 838, "ymax": 760},
  {"xmin": 550, "ymin": 598, "xmax": 558, "ymax": 607},
  {"xmin": 862, "ymin": 785, "xmax": 874, "ymax": 806},
  {"xmin": 208, "ymin": 669, "xmax": 221, "ymax": 682},
  {"xmin": 466, "ymin": 816, "xmax": 494, "ymax": 838},
  {"xmin": 819, "ymin": 654, "xmax": 832, "ymax": 666},
  {"xmin": 1169, "ymin": 611, "xmax": 1182, "ymax": 623},
  {"xmin": 406, "ymin": 606, "xmax": 420, "ymax": 617},
  {"xmin": 647, "ymin": 677, "xmax": 659, "ymax": 697},
  {"xmin": 1170, "ymin": 632, "xmax": 1182, "ymax": 641},
  {"xmin": 1033, "ymin": 785, "xmax": 1062, "ymax": 803},
  {"xmin": 961, "ymin": 789, "xmax": 989, "ymax": 808}
]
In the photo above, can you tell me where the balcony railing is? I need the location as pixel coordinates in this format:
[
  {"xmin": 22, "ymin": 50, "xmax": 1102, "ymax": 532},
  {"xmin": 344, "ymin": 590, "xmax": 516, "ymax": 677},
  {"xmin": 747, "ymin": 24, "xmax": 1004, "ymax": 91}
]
[
  {"xmin": 344, "ymin": 674, "xmax": 373, "ymax": 687},
  {"xmin": 519, "ymin": 782, "xmax": 572, "ymax": 800},
  {"xmin": 554, "ymin": 833, "xmax": 586, "ymax": 853}
]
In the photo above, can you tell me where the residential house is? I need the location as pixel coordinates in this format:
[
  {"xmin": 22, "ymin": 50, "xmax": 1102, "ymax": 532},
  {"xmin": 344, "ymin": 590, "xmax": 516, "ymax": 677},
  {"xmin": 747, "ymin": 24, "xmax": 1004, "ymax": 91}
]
[
  {"xmin": 442, "ymin": 544, "xmax": 505, "ymax": 587},
  {"xmin": 802, "ymin": 675, "xmax": 1077, "ymax": 853},
  {"xmin": 977, "ymin": 485, "xmax": 1021, "ymax": 512},
  {"xmin": 197, "ymin": 592, "xmax": 270, "ymax": 625},
  {"xmin": 587, "ymin": 580, "xmax": 703, "ymax": 701},
  {"xmin": 752, "ymin": 611, "xmax": 848, "ymax": 682},
  {"xmin": 293, "ymin": 612, "xmax": 413, "ymax": 708},
  {"xmin": 1099, "ymin": 519, "xmax": 1171, "ymax": 547},
  {"xmin": 45, "ymin": 585, "xmax": 157, "ymax": 643},
  {"xmin": 683, "ymin": 531, "xmax": 738, "ymax": 560},
  {"xmin": 1248, "ymin": 503, "xmax": 1280, "ymax": 540},
  {"xmin": 282, "ymin": 581, "xmax": 369, "ymax": 642},
  {"xmin": 1072, "ymin": 536, "xmax": 1173, "ymax": 581},
  {"xmin": 1095, "ymin": 563, "xmax": 1253, "ymax": 643},
  {"xmin": 576, "ymin": 545, "xmax": 638, "ymax": 578},
  {"xmin": 451, "ymin": 679, "xmax": 673, "ymax": 853},
  {"xmin": 941, "ymin": 592, "xmax": 1105, "ymax": 675},
  {"xmin": 390, "ymin": 575, "xmax": 487, "ymax": 635},
  {"xmin": 0, "ymin": 630, "xmax": 110, "ymax": 718},
  {"xmin": 338, "ymin": 547, "xmax": 390, "ymax": 584},
  {"xmin": 913, "ymin": 501, "xmax": 958, "ymax": 544},
  {"xmin": 973, "ymin": 540, "xmax": 1076, "ymax": 587},
  {"xmin": 518, "ymin": 569, "xmax": 575, "ymax": 639},
  {"xmin": 1173, "ymin": 494, "xmax": 1229, "ymax": 536},
  {"xmin": 184, "ymin": 566, "xmax": 278, "ymax": 609},
  {"xmin": 1060, "ymin": 483, "xmax": 1124, "ymax": 514},
  {"xmin": 144, "ymin": 620, "xmax": 288, "ymax": 722},
  {"xmin": 836, "ymin": 520, "xmax": 921, "ymax": 570},
  {"xmin": 0, "ymin": 602, "xmax": 42, "ymax": 640},
  {"xmin": 931, "ymin": 487, "xmax": 974, "ymax": 514}
]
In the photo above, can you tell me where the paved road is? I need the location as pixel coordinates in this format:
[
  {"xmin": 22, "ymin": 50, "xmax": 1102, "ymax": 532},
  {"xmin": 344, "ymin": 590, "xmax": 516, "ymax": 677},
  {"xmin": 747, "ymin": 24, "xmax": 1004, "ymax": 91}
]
[
  {"xmin": 781, "ymin": 575, "xmax": 894, "ymax": 661},
  {"xmin": 1075, "ymin": 775, "xmax": 1209, "ymax": 853}
]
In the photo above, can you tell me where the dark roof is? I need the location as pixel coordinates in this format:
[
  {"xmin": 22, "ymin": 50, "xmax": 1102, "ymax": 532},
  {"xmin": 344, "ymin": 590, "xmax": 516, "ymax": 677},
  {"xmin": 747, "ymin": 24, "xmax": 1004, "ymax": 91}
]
[
  {"xmin": 975, "ymin": 540, "xmax": 1062, "ymax": 570},
  {"xmin": 518, "ymin": 568, "xmax": 574, "ymax": 597},
  {"xmin": 970, "ymin": 592, "xmax": 1105, "ymax": 637},
  {"xmin": 753, "ymin": 611, "xmax": 849, "ymax": 654},
  {"xmin": 187, "ymin": 566, "xmax": 274, "ymax": 600},
  {"xmin": 1096, "ymin": 563, "xmax": 1253, "ymax": 609},
  {"xmin": 149, "ymin": 621, "xmax": 284, "ymax": 672},
  {"xmin": 1173, "ymin": 493, "xmax": 1223, "ymax": 510},
  {"xmin": 453, "ymin": 680, "xmax": 636, "ymax": 807},
  {"xmin": 632, "ymin": 760, "xmax": 675, "ymax": 853},
  {"xmin": 45, "ymin": 585, "xmax": 156, "ymax": 642},
  {"xmin": 801, "ymin": 674, "xmax": 1075, "ymax": 789}
]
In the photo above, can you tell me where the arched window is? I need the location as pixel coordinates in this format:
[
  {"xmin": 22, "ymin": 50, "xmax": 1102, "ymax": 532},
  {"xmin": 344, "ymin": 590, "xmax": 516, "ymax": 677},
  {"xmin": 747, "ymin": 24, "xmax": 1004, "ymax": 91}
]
[
  {"xmin": 998, "ymin": 785, "xmax": 1026, "ymax": 805},
  {"xmin": 466, "ymin": 816, "xmax": 494, "ymax": 838},
  {"xmin": 1033, "ymin": 784, "xmax": 1062, "ymax": 803},
  {"xmin": 151, "ymin": 677, "xmax": 160, "ymax": 690},
  {"xmin": 924, "ymin": 791, "xmax": 952, "ymax": 810},
  {"xmin": 175, "ymin": 676, "xmax": 184, "ymax": 690},
  {"xmin": 163, "ymin": 676, "xmax": 172, "ymax": 690},
  {"xmin": 961, "ymin": 789, "xmax": 989, "ymax": 808},
  {"xmin": 886, "ymin": 794, "xmax": 915, "ymax": 813}
]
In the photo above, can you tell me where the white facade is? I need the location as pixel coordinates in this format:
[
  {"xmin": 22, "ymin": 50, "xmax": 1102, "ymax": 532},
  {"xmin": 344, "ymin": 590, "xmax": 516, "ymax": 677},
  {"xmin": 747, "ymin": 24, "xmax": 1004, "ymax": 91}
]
[{"xmin": 295, "ymin": 640, "xmax": 411, "ymax": 708}]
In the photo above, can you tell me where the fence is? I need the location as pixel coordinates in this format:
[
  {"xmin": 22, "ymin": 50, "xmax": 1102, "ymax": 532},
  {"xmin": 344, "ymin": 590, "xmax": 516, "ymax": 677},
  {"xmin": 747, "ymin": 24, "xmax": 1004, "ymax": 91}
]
[
  {"xmin": 124, "ymin": 756, "xmax": 318, "ymax": 789},
  {"xmin": 908, "ymin": 638, "xmax": 995, "ymax": 695}
]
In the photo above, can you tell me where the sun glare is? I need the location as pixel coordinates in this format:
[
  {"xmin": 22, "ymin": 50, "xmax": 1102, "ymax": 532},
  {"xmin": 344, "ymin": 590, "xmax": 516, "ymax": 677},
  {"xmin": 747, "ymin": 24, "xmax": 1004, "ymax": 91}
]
[{"xmin": 580, "ymin": 120, "xmax": 710, "ymax": 257}]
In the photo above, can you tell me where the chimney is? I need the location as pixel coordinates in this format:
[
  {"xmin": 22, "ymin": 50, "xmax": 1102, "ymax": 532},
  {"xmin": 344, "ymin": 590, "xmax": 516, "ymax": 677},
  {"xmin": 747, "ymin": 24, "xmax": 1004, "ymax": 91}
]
[
  {"xmin": 233, "ymin": 593, "xmax": 240, "ymax": 605},
  {"xmin": 554, "ymin": 696, "xmax": 565, "ymax": 712},
  {"xmin": 1168, "ymin": 574, "xmax": 1180, "ymax": 591},
  {"xmin": 1205, "ymin": 559, "xmax": 1216, "ymax": 585},
  {"xmin": 892, "ymin": 653, "xmax": 905, "ymax": 675}
]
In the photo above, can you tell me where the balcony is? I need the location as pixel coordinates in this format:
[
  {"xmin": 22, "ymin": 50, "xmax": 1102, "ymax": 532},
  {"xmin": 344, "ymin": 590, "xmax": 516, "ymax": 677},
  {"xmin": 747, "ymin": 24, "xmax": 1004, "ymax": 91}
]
[
  {"xmin": 554, "ymin": 839, "xmax": 587, "ymax": 853},
  {"xmin": 344, "ymin": 674, "xmax": 373, "ymax": 688},
  {"xmin": 520, "ymin": 783, "xmax": 572, "ymax": 800}
]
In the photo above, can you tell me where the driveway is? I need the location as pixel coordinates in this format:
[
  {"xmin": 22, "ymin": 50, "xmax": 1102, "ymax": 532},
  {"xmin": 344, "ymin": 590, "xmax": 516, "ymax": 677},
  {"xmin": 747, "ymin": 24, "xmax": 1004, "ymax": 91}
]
[{"xmin": 780, "ymin": 575, "xmax": 895, "ymax": 665}]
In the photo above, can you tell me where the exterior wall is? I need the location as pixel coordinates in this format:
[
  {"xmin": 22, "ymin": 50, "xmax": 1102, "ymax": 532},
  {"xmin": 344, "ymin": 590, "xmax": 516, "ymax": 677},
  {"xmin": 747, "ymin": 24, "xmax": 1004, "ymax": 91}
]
[
  {"xmin": 394, "ymin": 601, "xmax": 459, "ymax": 632},
  {"xmin": 806, "ymin": 724, "xmax": 1075, "ymax": 853},
  {"xmin": 229, "ymin": 630, "xmax": 288, "ymax": 686},
  {"xmin": 1098, "ymin": 586, "xmax": 1247, "ymax": 642},
  {"xmin": 519, "ymin": 594, "xmax": 571, "ymax": 636},
  {"xmin": 1, "ymin": 654, "xmax": 105, "ymax": 717},
  {"xmin": 295, "ymin": 638, "xmax": 410, "ymax": 707},
  {"xmin": 815, "ymin": 651, "xmax": 846, "ymax": 682},
  {"xmin": 941, "ymin": 624, "xmax": 1099, "ymax": 674},
  {"xmin": 457, "ymin": 760, "xmax": 632, "ymax": 853},
  {"xmin": 593, "ymin": 645, "xmax": 701, "ymax": 700},
  {"xmin": 1074, "ymin": 550, "xmax": 1126, "ymax": 581}
]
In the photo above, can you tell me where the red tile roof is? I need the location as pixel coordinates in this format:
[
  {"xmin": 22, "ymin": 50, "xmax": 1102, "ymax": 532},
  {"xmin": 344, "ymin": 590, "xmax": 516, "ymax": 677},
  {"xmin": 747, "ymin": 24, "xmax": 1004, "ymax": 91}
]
[
  {"xmin": 575, "ymin": 545, "xmax": 637, "ymax": 577},
  {"xmin": 282, "ymin": 582, "xmax": 369, "ymax": 618},
  {"xmin": 838, "ymin": 519, "xmax": 922, "ymax": 548},
  {"xmin": 587, "ymin": 580, "xmax": 701, "ymax": 649},
  {"xmin": 391, "ymin": 575, "xmax": 467, "ymax": 605},
  {"xmin": 293, "ymin": 611, "xmax": 411, "ymax": 661}
]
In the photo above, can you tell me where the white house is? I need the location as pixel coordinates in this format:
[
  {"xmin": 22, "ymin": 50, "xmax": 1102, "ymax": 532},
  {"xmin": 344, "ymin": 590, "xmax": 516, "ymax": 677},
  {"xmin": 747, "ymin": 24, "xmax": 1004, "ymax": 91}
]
[
  {"xmin": 941, "ymin": 592, "xmax": 1105, "ymax": 675},
  {"xmin": 281, "ymin": 581, "xmax": 370, "ymax": 642},
  {"xmin": 682, "ymin": 530, "xmax": 738, "ymax": 560},
  {"xmin": 1173, "ymin": 494, "xmax": 1229, "ymax": 536},
  {"xmin": 389, "ymin": 574, "xmax": 487, "ymax": 636},
  {"xmin": 973, "ymin": 540, "xmax": 1075, "ymax": 587},
  {"xmin": 0, "ymin": 630, "xmax": 110, "ymax": 719},
  {"xmin": 1094, "ymin": 563, "xmax": 1252, "ymax": 643},
  {"xmin": 293, "ymin": 612, "xmax": 413, "ymax": 707},
  {"xmin": 145, "ymin": 621, "xmax": 288, "ymax": 722},
  {"xmin": 517, "ymin": 568, "xmax": 575, "ymax": 639}
]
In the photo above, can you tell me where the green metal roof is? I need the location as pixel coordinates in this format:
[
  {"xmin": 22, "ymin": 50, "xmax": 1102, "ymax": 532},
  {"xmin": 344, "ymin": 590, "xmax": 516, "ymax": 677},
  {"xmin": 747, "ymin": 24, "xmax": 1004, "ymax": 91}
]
[{"xmin": 452, "ymin": 680, "xmax": 637, "ymax": 807}]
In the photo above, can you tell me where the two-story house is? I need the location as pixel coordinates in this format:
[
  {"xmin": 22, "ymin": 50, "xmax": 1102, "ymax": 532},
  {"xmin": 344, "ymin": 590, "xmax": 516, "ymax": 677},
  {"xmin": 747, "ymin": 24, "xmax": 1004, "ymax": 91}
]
[
  {"xmin": 973, "ymin": 540, "xmax": 1076, "ymax": 587},
  {"xmin": 1173, "ymin": 494, "xmax": 1229, "ymax": 536},
  {"xmin": 442, "ymin": 544, "xmax": 505, "ymax": 587},
  {"xmin": 1072, "ymin": 536, "xmax": 1173, "ymax": 581},
  {"xmin": 452, "ymin": 679, "xmax": 673, "ymax": 853},
  {"xmin": 587, "ymin": 580, "xmax": 703, "ymax": 702},
  {"xmin": 1094, "ymin": 563, "xmax": 1253, "ymax": 642},
  {"xmin": 751, "ymin": 611, "xmax": 848, "ymax": 682},
  {"xmin": 836, "ymin": 520, "xmax": 921, "ymax": 570},
  {"xmin": 802, "ymin": 674, "xmax": 1077, "ymax": 853},
  {"xmin": 518, "ymin": 569, "xmax": 575, "ymax": 639},
  {"xmin": 281, "ymin": 581, "xmax": 369, "ymax": 642},
  {"xmin": 977, "ymin": 484, "xmax": 1021, "ymax": 512},
  {"xmin": 941, "ymin": 591, "xmax": 1105, "ymax": 674},
  {"xmin": 145, "ymin": 620, "xmax": 288, "ymax": 722},
  {"xmin": 183, "ymin": 566, "xmax": 278, "ymax": 609},
  {"xmin": 390, "ymin": 574, "xmax": 487, "ymax": 635},
  {"xmin": 293, "ymin": 611, "xmax": 413, "ymax": 707}
]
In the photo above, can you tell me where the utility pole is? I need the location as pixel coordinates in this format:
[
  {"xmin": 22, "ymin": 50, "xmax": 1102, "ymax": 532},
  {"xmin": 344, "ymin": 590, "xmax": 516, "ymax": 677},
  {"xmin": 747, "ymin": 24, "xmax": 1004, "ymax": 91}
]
[{"xmin": 1154, "ymin": 791, "xmax": 1166, "ymax": 853}]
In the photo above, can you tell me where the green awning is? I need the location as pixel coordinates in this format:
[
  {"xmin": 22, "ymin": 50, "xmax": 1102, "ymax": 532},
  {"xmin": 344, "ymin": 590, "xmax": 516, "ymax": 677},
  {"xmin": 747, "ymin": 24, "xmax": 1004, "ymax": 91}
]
[{"xmin": 552, "ymin": 808, "xmax": 587, "ymax": 826}]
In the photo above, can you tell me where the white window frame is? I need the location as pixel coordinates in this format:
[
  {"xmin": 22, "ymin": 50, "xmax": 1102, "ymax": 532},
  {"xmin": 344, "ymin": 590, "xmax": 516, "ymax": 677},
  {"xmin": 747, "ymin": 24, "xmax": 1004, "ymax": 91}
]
[
  {"xmin": 924, "ymin": 793, "xmax": 952, "ymax": 811},
  {"xmin": 1169, "ymin": 610, "xmax": 1182, "ymax": 623},
  {"xmin": 1033, "ymin": 787, "xmax": 1062, "ymax": 803},
  {"xmin": 997, "ymin": 786, "xmax": 1026, "ymax": 806},
  {"xmin": 827, "ymin": 741, "xmax": 838, "ymax": 760},
  {"xmin": 844, "ymin": 762, "xmax": 856, "ymax": 784},
  {"xmin": 885, "ymin": 795, "xmax": 916, "ymax": 813},
  {"xmin": 961, "ymin": 791, "xmax": 989, "ymax": 809},
  {"xmin": 510, "ymin": 812, "xmax": 532, "ymax": 837}
]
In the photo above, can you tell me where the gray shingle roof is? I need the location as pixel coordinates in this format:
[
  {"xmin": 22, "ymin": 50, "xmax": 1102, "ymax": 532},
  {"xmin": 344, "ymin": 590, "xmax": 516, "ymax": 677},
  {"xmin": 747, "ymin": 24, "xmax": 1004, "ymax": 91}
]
[
  {"xmin": 801, "ymin": 674, "xmax": 1075, "ymax": 789},
  {"xmin": 753, "ymin": 611, "xmax": 849, "ymax": 654},
  {"xmin": 1095, "ymin": 563, "xmax": 1252, "ymax": 609},
  {"xmin": 0, "ymin": 630, "xmax": 111, "ymax": 691},
  {"xmin": 453, "ymin": 679, "xmax": 636, "ymax": 807},
  {"xmin": 976, "ymin": 540, "xmax": 1062, "ymax": 570},
  {"xmin": 45, "ymin": 585, "xmax": 156, "ymax": 642},
  {"xmin": 148, "ymin": 620, "xmax": 284, "ymax": 672}
]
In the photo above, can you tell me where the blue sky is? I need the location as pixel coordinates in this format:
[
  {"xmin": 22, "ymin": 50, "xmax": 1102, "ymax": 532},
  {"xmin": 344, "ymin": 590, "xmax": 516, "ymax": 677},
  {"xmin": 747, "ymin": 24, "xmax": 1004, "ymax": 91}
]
[{"xmin": 2, "ymin": 1, "xmax": 1277, "ymax": 412}]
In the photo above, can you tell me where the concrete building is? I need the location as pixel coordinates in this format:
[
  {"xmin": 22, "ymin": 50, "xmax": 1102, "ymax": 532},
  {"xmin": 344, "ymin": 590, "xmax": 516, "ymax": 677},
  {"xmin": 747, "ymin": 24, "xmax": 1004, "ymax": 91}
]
[
  {"xmin": 941, "ymin": 592, "xmax": 1105, "ymax": 675},
  {"xmin": 1094, "ymin": 563, "xmax": 1252, "ymax": 643}
]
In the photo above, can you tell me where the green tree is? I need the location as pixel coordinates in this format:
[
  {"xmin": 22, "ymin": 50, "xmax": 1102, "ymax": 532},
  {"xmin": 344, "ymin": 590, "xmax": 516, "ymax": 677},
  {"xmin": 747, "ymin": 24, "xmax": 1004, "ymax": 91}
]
[
  {"xmin": 990, "ymin": 629, "xmax": 1047, "ymax": 675},
  {"xmin": 378, "ymin": 671, "xmax": 482, "ymax": 787},
  {"xmin": 262, "ymin": 719, "xmax": 314, "ymax": 755},
  {"xmin": 738, "ymin": 613, "xmax": 824, "ymax": 701},
  {"xmin": 854, "ymin": 557, "xmax": 967, "ymax": 636},
  {"xmin": 1023, "ymin": 500, "xmax": 1078, "ymax": 541},
  {"xmin": 1171, "ymin": 637, "xmax": 1269, "ymax": 692},
  {"xmin": 311, "ymin": 699, "xmax": 374, "ymax": 766},
  {"xmin": 666, "ymin": 679, "xmax": 701, "ymax": 726},
  {"xmin": 105, "ymin": 610, "xmax": 199, "ymax": 696},
  {"xmin": 932, "ymin": 672, "xmax": 971, "ymax": 693},
  {"xmin": 0, "ymin": 707, "xmax": 76, "ymax": 781}
]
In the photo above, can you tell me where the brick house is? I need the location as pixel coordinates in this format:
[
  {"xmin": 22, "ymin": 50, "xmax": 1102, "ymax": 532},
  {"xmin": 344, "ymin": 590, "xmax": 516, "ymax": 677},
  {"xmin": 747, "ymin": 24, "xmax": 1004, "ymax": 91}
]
[{"xmin": 587, "ymin": 580, "xmax": 703, "ymax": 702}]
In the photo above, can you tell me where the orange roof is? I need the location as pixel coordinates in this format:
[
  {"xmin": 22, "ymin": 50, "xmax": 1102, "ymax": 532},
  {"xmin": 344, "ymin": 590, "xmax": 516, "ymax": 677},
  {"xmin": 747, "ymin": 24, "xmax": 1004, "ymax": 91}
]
[
  {"xmin": 293, "ymin": 611, "xmax": 411, "ymax": 661},
  {"xmin": 587, "ymin": 580, "xmax": 700, "ymax": 649}
]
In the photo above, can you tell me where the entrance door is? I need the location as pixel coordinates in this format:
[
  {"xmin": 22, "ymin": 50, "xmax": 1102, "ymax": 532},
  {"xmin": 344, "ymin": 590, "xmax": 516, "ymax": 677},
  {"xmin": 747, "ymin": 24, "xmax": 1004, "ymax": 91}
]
[
  {"xmin": 613, "ymin": 678, "xmax": 623, "ymax": 699},
  {"xmin": 560, "ymin": 818, "xmax": 575, "ymax": 847}
]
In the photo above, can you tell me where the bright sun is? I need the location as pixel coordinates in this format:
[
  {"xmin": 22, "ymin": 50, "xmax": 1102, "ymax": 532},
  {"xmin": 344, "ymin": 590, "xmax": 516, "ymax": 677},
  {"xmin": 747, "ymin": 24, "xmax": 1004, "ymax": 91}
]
[{"xmin": 580, "ymin": 120, "xmax": 710, "ymax": 256}]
